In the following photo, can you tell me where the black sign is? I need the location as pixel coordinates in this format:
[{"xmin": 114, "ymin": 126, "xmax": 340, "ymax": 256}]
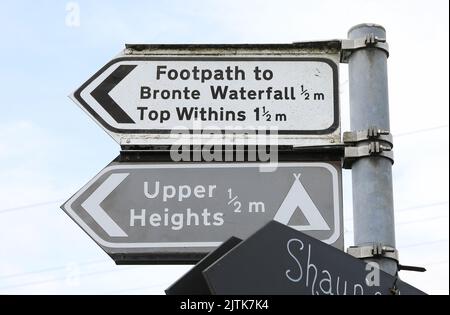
[
  {"xmin": 202, "ymin": 221, "xmax": 426, "ymax": 295},
  {"xmin": 165, "ymin": 237, "xmax": 242, "ymax": 295}
]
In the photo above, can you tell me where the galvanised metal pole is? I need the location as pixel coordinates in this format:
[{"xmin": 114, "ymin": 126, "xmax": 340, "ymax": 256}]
[{"xmin": 348, "ymin": 24, "xmax": 397, "ymax": 275}]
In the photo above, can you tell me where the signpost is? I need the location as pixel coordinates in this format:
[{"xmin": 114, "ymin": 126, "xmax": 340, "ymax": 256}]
[
  {"xmin": 202, "ymin": 221, "xmax": 426, "ymax": 295},
  {"xmin": 165, "ymin": 237, "xmax": 242, "ymax": 295},
  {"xmin": 70, "ymin": 43, "xmax": 341, "ymax": 147},
  {"xmin": 62, "ymin": 32, "xmax": 427, "ymax": 294},
  {"xmin": 61, "ymin": 161, "xmax": 343, "ymax": 263}
]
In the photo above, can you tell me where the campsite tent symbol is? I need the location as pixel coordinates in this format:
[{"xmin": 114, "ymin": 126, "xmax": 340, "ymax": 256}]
[{"xmin": 274, "ymin": 173, "xmax": 330, "ymax": 231}]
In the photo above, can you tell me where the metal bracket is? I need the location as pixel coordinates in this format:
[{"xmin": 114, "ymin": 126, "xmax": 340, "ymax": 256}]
[
  {"xmin": 341, "ymin": 34, "xmax": 389, "ymax": 63},
  {"xmin": 343, "ymin": 127, "xmax": 394, "ymax": 169},
  {"xmin": 348, "ymin": 244, "xmax": 426, "ymax": 296},
  {"xmin": 398, "ymin": 264, "xmax": 426, "ymax": 273},
  {"xmin": 347, "ymin": 244, "xmax": 399, "ymax": 263},
  {"xmin": 343, "ymin": 127, "xmax": 393, "ymax": 145}
]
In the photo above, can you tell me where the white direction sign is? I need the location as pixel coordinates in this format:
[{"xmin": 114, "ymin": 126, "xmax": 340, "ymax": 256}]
[
  {"xmin": 70, "ymin": 44, "xmax": 340, "ymax": 146},
  {"xmin": 61, "ymin": 161, "xmax": 343, "ymax": 264}
]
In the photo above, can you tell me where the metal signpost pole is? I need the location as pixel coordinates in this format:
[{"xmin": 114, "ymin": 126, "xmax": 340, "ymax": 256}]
[{"xmin": 347, "ymin": 24, "xmax": 397, "ymax": 275}]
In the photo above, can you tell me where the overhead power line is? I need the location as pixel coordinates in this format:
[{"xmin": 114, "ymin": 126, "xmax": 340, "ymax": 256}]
[
  {"xmin": 395, "ymin": 124, "xmax": 449, "ymax": 137},
  {"xmin": 400, "ymin": 238, "xmax": 448, "ymax": 249},
  {"xmin": 0, "ymin": 199, "xmax": 64, "ymax": 214},
  {"xmin": 0, "ymin": 266, "xmax": 134, "ymax": 292},
  {"xmin": 0, "ymin": 259, "xmax": 107, "ymax": 280},
  {"xmin": 396, "ymin": 214, "xmax": 449, "ymax": 226},
  {"xmin": 345, "ymin": 200, "xmax": 449, "ymax": 222},
  {"xmin": 396, "ymin": 201, "xmax": 449, "ymax": 213},
  {"xmin": 345, "ymin": 214, "xmax": 449, "ymax": 234},
  {"xmin": 425, "ymin": 260, "xmax": 448, "ymax": 266}
]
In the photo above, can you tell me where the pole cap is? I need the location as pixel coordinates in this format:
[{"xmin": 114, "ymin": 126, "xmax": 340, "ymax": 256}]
[{"xmin": 348, "ymin": 23, "xmax": 386, "ymax": 39}]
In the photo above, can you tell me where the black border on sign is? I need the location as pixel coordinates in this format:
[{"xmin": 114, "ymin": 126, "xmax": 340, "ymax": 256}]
[{"xmin": 74, "ymin": 57, "xmax": 340, "ymax": 135}]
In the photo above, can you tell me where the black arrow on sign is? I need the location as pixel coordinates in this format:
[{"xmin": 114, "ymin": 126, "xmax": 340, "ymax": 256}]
[{"xmin": 91, "ymin": 65, "xmax": 137, "ymax": 124}]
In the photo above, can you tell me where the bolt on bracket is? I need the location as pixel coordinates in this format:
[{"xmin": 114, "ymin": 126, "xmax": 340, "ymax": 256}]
[
  {"xmin": 347, "ymin": 244, "xmax": 399, "ymax": 263},
  {"xmin": 340, "ymin": 34, "xmax": 389, "ymax": 63},
  {"xmin": 343, "ymin": 127, "xmax": 394, "ymax": 169}
]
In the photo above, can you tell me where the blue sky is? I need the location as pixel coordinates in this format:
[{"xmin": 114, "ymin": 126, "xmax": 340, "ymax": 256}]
[{"xmin": 0, "ymin": 0, "xmax": 448, "ymax": 294}]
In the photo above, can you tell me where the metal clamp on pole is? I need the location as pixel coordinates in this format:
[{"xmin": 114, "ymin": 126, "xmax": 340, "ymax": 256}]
[
  {"xmin": 343, "ymin": 126, "xmax": 394, "ymax": 169},
  {"xmin": 340, "ymin": 34, "xmax": 389, "ymax": 63},
  {"xmin": 347, "ymin": 244, "xmax": 399, "ymax": 263}
]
